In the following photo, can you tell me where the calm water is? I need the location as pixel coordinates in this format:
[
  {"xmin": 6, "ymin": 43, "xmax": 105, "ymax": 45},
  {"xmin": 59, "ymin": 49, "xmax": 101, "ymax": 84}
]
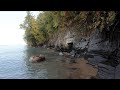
[{"xmin": 0, "ymin": 45, "xmax": 68, "ymax": 79}]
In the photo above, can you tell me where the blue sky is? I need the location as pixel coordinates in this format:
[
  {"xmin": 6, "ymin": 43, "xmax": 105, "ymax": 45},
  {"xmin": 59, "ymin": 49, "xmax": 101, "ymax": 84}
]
[{"xmin": 0, "ymin": 11, "xmax": 40, "ymax": 45}]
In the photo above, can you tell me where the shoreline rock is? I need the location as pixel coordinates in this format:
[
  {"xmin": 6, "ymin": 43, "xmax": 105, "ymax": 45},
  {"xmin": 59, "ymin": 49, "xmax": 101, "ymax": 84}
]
[{"xmin": 29, "ymin": 54, "xmax": 45, "ymax": 63}]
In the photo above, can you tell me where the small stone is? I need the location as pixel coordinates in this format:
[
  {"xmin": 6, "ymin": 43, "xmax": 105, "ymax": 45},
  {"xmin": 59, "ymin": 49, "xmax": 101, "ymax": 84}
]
[{"xmin": 59, "ymin": 52, "xmax": 63, "ymax": 56}]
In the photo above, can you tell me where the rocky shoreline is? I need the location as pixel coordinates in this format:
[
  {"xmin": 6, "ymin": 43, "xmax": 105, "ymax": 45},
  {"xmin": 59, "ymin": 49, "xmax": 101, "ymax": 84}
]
[
  {"xmin": 40, "ymin": 26, "xmax": 120, "ymax": 79},
  {"xmin": 32, "ymin": 18, "xmax": 120, "ymax": 79},
  {"xmin": 52, "ymin": 48, "xmax": 120, "ymax": 79},
  {"xmin": 33, "ymin": 42, "xmax": 120, "ymax": 79}
]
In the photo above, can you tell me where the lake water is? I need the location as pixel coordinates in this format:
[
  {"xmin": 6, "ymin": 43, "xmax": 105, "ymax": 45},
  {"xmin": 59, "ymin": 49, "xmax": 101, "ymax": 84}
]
[{"xmin": 0, "ymin": 45, "xmax": 68, "ymax": 79}]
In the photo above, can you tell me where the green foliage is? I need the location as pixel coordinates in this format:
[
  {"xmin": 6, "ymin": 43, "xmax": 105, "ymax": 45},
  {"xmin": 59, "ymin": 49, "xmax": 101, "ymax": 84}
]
[
  {"xmin": 20, "ymin": 11, "xmax": 46, "ymax": 46},
  {"xmin": 20, "ymin": 11, "xmax": 116, "ymax": 46}
]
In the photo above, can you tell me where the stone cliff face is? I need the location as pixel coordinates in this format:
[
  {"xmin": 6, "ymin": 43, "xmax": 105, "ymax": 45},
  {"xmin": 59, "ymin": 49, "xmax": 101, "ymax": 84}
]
[
  {"xmin": 61, "ymin": 27, "xmax": 119, "ymax": 79},
  {"xmin": 48, "ymin": 12, "xmax": 120, "ymax": 79},
  {"xmin": 48, "ymin": 26, "xmax": 81, "ymax": 50},
  {"xmin": 73, "ymin": 17, "xmax": 120, "ymax": 79}
]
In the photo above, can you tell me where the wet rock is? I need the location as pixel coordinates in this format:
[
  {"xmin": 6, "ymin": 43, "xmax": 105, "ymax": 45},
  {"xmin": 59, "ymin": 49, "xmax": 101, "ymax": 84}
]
[
  {"xmin": 69, "ymin": 59, "xmax": 76, "ymax": 64},
  {"xmin": 98, "ymin": 63, "xmax": 115, "ymax": 71},
  {"xmin": 84, "ymin": 53, "xmax": 94, "ymax": 59},
  {"xmin": 87, "ymin": 29, "xmax": 115, "ymax": 53},
  {"xmin": 59, "ymin": 52, "xmax": 63, "ymax": 56},
  {"xmin": 87, "ymin": 55, "xmax": 107, "ymax": 66},
  {"xmin": 116, "ymin": 50, "xmax": 120, "ymax": 63},
  {"xmin": 117, "ymin": 50, "xmax": 120, "ymax": 57},
  {"xmin": 102, "ymin": 59, "xmax": 119, "ymax": 67},
  {"xmin": 97, "ymin": 63, "xmax": 115, "ymax": 79},
  {"xmin": 75, "ymin": 38, "xmax": 89, "ymax": 50},
  {"xmin": 63, "ymin": 52, "xmax": 71, "ymax": 58},
  {"xmin": 29, "ymin": 54, "xmax": 46, "ymax": 63},
  {"xmin": 70, "ymin": 50, "xmax": 76, "ymax": 57},
  {"xmin": 88, "ymin": 29, "xmax": 102, "ymax": 51},
  {"xmin": 97, "ymin": 71, "xmax": 114, "ymax": 79},
  {"xmin": 90, "ymin": 76, "xmax": 98, "ymax": 79},
  {"xmin": 115, "ymin": 64, "xmax": 120, "ymax": 79}
]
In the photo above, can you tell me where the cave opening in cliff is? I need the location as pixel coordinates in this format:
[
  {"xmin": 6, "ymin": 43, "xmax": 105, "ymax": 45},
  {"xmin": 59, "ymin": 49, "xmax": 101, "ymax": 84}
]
[{"xmin": 68, "ymin": 42, "xmax": 73, "ymax": 51}]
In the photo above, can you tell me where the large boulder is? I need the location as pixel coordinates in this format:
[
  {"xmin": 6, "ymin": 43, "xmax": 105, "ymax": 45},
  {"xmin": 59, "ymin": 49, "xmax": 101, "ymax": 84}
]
[
  {"xmin": 87, "ymin": 29, "xmax": 117, "ymax": 53},
  {"xmin": 88, "ymin": 29, "xmax": 108, "ymax": 52},
  {"xmin": 29, "ymin": 54, "xmax": 45, "ymax": 63}
]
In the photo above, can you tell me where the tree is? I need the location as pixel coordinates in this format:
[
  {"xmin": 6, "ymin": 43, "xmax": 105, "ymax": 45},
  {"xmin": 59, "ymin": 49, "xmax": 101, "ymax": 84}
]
[
  {"xmin": 20, "ymin": 11, "xmax": 116, "ymax": 47},
  {"xmin": 20, "ymin": 11, "xmax": 37, "ymax": 46}
]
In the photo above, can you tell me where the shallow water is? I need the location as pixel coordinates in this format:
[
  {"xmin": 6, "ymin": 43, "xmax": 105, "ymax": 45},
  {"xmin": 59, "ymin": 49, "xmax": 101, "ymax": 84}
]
[{"xmin": 0, "ymin": 45, "xmax": 68, "ymax": 79}]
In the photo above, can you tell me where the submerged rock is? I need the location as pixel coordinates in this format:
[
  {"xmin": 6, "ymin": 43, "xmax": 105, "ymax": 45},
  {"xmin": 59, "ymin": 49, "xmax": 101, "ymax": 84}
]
[
  {"xmin": 29, "ymin": 54, "xmax": 45, "ymax": 63},
  {"xmin": 63, "ymin": 52, "xmax": 71, "ymax": 58}
]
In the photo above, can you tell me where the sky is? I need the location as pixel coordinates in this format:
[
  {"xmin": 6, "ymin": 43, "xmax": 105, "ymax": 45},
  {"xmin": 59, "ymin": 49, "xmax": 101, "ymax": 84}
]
[{"xmin": 0, "ymin": 11, "xmax": 40, "ymax": 45}]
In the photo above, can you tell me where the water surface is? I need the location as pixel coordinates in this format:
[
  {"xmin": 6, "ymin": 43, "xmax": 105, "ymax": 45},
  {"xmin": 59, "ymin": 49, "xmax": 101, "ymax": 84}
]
[{"xmin": 0, "ymin": 45, "xmax": 67, "ymax": 79}]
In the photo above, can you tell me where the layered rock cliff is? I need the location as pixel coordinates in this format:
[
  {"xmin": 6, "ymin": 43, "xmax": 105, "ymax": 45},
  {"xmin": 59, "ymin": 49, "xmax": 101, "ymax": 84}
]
[{"xmin": 48, "ymin": 11, "xmax": 120, "ymax": 79}]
